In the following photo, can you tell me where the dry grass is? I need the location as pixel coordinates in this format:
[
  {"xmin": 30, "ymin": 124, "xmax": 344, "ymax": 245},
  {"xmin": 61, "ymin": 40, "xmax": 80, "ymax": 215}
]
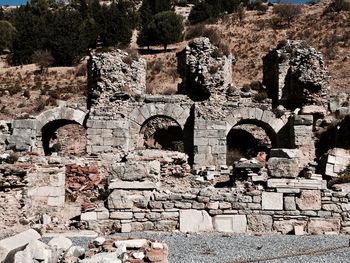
[{"xmin": 0, "ymin": 60, "xmax": 87, "ymax": 120}]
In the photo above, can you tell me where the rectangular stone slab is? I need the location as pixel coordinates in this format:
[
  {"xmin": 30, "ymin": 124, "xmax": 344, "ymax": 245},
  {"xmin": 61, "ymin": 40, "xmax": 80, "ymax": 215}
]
[
  {"xmin": 267, "ymin": 178, "xmax": 327, "ymax": 190},
  {"xmin": 108, "ymin": 181, "xmax": 157, "ymax": 190}
]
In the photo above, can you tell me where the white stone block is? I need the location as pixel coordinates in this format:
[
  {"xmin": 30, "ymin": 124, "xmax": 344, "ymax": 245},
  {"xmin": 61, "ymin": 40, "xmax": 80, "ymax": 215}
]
[
  {"xmin": 213, "ymin": 215, "xmax": 247, "ymax": 233},
  {"xmin": 47, "ymin": 196, "xmax": 65, "ymax": 207},
  {"xmin": 81, "ymin": 212, "xmax": 97, "ymax": 221},
  {"xmin": 179, "ymin": 210, "xmax": 213, "ymax": 233},
  {"xmin": 262, "ymin": 192, "xmax": 283, "ymax": 210},
  {"xmin": 0, "ymin": 229, "xmax": 41, "ymax": 263}
]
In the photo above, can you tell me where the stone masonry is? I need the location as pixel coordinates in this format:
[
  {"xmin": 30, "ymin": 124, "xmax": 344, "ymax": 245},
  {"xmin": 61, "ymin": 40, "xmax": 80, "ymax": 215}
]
[{"xmin": 1, "ymin": 38, "xmax": 350, "ymax": 236}]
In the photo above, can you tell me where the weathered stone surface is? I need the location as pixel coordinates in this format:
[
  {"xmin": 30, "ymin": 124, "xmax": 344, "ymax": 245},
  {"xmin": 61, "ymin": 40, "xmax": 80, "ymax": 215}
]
[
  {"xmin": 296, "ymin": 190, "xmax": 321, "ymax": 210},
  {"xmin": 267, "ymin": 158, "xmax": 299, "ymax": 178},
  {"xmin": 177, "ymin": 37, "xmax": 233, "ymax": 100},
  {"xmin": 108, "ymin": 181, "xmax": 157, "ymax": 190},
  {"xmin": 88, "ymin": 49, "xmax": 147, "ymax": 106},
  {"xmin": 48, "ymin": 236, "xmax": 73, "ymax": 252},
  {"xmin": 114, "ymin": 239, "xmax": 148, "ymax": 249},
  {"xmin": 213, "ymin": 215, "xmax": 247, "ymax": 233},
  {"xmin": 0, "ymin": 229, "xmax": 41, "ymax": 263},
  {"xmin": 284, "ymin": 196, "xmax": 296, "ymax": 211},
  {"xmin": 273, "ymin": 220, "xmax": 307, "ymax": 234},
  {"xmin": 308, "ymin": 219, "xmax": 341, "ymax": 234},
  {"xmin": 263, "ymin": 40, "xmax": 329, "ymax": 108},
  {"xmin": 262, "ymin": 192, "xmax": 283, "ymax": 210},
  {"xmin": 179, "ymin": 210, "xmax": 213, "ymax": 232},
  {"xmin": 247, "ymin": 215, "xmax": 273, "ymax": 232},
  {"xmin": 267, "ymin": 178, "xmax": 327, "ymax": 190},
  {"xmin": 108, "ymin": 190, "xmax": 151, "ymax": 209}
]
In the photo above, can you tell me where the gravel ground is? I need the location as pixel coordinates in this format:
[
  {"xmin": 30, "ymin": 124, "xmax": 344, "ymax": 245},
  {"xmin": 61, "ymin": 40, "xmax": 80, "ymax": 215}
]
[{"xmin": 44, "ymin": 232, "xmax": 350, "ymax": 263}]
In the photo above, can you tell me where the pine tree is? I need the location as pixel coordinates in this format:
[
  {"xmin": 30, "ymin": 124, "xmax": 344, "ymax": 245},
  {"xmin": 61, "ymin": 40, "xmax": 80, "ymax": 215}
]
[{"xmin": 140, "ymin": 11, "xmax": 184, "ymax": 51}]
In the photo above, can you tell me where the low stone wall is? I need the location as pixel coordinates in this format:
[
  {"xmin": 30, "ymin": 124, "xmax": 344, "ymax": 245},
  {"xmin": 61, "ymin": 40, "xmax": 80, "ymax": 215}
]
[{"xmin": 78, "ymin": 176, "xmax": 349, "ymax": 235}]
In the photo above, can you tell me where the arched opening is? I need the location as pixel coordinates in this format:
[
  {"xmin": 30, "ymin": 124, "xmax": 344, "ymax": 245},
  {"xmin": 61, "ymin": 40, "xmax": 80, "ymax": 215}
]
[
  {"xmin": 42, "ymin": 120, "xmax": 87, "ymax": 156},
  {"xmin": 140, "ymin": 116, "xmax": 184, "ymax": 152},
  {"xmin": 226, "ymin": 121, "xmax": 275, "ymax": 166}
]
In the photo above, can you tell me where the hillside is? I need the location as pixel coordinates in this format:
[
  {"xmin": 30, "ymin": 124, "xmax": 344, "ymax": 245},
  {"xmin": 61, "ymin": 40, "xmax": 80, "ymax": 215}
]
[{"xmin": 0, "ymin": 2, "xmax": 349, "ymax": 120}]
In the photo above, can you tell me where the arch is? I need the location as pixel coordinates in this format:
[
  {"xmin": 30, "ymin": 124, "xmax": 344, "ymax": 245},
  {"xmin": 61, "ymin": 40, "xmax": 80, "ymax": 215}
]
[
  {"xmin": 224, "ymin": 107, "xmax": 287, "ymax": 140},
  {"xmin": 139, "ymin": 115, "xmax": 184, "ymax": 152},
  {"xmin": 128, "ymin": 103, "xmax": 191, "ymax": 129},
  {"xmin": 36, "ymin": 107, "xmax": 87, "ymax": 135},
  {"xmin": 41, "ymin": 119, "xmax": 87, "ymax": 156}
]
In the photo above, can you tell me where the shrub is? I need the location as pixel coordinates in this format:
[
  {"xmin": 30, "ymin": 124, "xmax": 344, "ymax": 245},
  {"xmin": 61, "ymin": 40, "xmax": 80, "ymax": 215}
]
[
  {"xmin": 31, "ymin": 49, "xmax": 54, "ymax": 72},
  {"xmin": 23, "ymin": 89, "xmax": 31, "ymax": 99},
  {"xmin": 8, "ymin": 82, "xmax": 22, "ymax": 95},
  {"xmin": 324, "ymin": 0, "xmax": 350, "ymax": 13},
  {"xmin": 273, "ymin": 4, "xmax": 302, "ymax": 28}
]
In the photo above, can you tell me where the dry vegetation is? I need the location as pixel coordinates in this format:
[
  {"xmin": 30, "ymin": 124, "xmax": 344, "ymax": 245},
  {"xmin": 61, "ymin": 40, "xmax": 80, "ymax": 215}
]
[
  {"xmin": 200, "ymin": 3, "xmax": 350, "ymax": 92},
  {"xmin": 0, "ymin": 59, "xmax": 87, "ymax": 120},
  {"xmin": 0, "ymin": 2, "xmax": 349, "ymax": 114}
]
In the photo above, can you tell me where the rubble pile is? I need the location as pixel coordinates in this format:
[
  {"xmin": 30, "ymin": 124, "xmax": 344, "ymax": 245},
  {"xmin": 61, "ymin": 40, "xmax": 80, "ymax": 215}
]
[
  {"xmin": 0, "ymin": 229, "xmax": 168, "ymax": 263},
  {"xmin": 65, "ymin": 163, "xmax": 104, "ymax": 203}
]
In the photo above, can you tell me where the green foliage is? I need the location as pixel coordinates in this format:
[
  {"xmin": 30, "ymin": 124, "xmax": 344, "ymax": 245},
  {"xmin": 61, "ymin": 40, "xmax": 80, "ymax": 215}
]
[
  {"xmin": 188, "ymin": 0, "xmax": 241, "ymax": 24},
  {"xmin": 138, "ymin": 11, "xmax": 184, "ymax": 50},
  {"xmin": 98, "ymin": 1, "xmax": 132, "ymax": 48},
  {"xmin": 3, "ymin": 0, "xmax": 133, "ymax": 66},
  {"xmin": 50, "ymin": 8, "xmax": 89, "ymax": 65},
  {"xmin": 0, "ymin": 20, "xmax": 16, "ymax": 52}
]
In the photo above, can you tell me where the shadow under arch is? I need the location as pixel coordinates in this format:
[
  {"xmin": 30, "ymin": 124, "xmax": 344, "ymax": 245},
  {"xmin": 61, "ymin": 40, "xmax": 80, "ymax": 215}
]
[
  {"xmin": 226, "ymin": 119, "xmax": 277, "ymax": 165},
  {"xmin": 41, "ymin": 119, "xmax": 86, "ymax": 156},
  {"xmin": 140, "ymin": 115, "xmax": 185, "ymax": 152}
]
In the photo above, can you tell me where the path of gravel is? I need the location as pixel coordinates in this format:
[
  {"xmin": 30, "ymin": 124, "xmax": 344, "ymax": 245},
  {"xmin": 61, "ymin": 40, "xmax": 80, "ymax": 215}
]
[{"xmin": 44, "ymin": 232, "xmax": 350, "ymax": 263}]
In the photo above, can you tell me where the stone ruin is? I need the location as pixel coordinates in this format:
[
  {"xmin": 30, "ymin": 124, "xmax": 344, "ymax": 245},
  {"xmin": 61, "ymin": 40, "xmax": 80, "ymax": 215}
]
[{"xmin": 1, "ymin": 38, "xmax": 350, "ymax": 242}]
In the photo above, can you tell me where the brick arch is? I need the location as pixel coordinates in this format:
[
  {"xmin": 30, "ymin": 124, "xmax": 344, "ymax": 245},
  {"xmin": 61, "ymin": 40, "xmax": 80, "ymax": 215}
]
[
  {"xmin": 36, "ymin": 107, "xmax": 88, "ymax": 135},
  {"xmin": 224, "ymin": 107, "xmax": 287, "ymax": 137},
  {"xmin": 128, "ymin": 103, "xmax": 191, "ymax": 129}
]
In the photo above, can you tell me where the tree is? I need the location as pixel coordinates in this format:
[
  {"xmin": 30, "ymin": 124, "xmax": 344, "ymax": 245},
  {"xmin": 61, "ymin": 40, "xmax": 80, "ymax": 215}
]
[
  {"xmin": 98, "ymin": 1, "xmax": 132, "ymax": 47},
  {"xmin": 273, "ymin": 4, "xmax": 302, "ymax": 28},
  {"xmin": 49, "ymin": 8, "xmax": 89, "ymax": 65},
  {"xmin": 11, "ymin": 2, "xmax": 53, "ymax": 64},
  {"xmin": 138, "ymin": 11, "xmax": 184, "ymax": 51},
  {"xmin": 188, "ymin": 2, "xmax": 212, "ymax": 24},
  {"xmin": 0, "ymin": 20, "xmax": 16, "ymax": 52}
]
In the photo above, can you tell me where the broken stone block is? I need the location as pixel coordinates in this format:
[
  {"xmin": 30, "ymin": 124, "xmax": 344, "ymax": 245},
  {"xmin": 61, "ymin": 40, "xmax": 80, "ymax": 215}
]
[
  {"xmin": 48, "ymin": 236, "xmax": 72, "ymax": 252},
  {"xmin": 308, "ymin": 218, "xmax": 341, "ymax": 235},
  {"xmin": 179, "ymin": 210, "xmax": 213, "ymax": 232},
  {"xmin": 247, "ymin": 215, "xmax": 273, "ymax": 233},
  {"xmin": 262, "ymin": 192, "xmax": 283, "ymax": 210},
  {"xmin": 273, "ymin": 220, "xmax": 307, "ymax": 234},
  {"xmin": 270, "ymin": 149, "xmax": 301, "ymax": 159},
  {"xmin": 108, "ymin": 190, "xmax": 151, "ymax": 209},
  {"xmin": 0, "ymin": 229, "xmax": 41, "ymax": 263},
  {"xmin": 296, "ymin": 190, "xmax": 321, "ymax": 210},
  {"xmin": 267, "ymin": 158, "xmax": 299, "ymax": 178},
  {"xmin": 114, "ymin": 239, "xmax": 148, "ymax": 249},
  {"xmin": 213, "ymin": 215, "xmax": 247, "ymax": 233}
]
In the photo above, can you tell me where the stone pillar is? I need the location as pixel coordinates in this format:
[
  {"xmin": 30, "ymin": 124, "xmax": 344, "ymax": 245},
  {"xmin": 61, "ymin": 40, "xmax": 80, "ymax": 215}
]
[
  {"xmin": 193, "ymin": 118, "xmax": 226, "ymax": 169},
  {"xmin": 292, "ymin": 115, "xmax": 315, "ymax": 167}
]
